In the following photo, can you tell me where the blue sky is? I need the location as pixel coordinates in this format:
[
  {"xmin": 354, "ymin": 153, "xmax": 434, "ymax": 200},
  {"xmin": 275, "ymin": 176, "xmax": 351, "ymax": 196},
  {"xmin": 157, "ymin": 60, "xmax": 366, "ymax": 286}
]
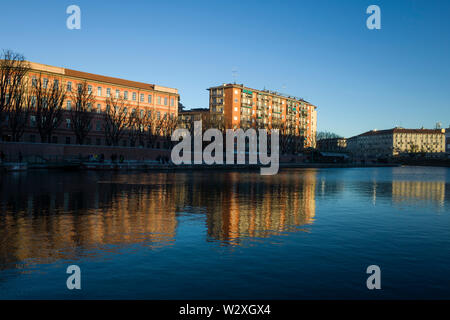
[{"xmin": 1, "ymin": 0, "xmax": 449, "ymax": 137}]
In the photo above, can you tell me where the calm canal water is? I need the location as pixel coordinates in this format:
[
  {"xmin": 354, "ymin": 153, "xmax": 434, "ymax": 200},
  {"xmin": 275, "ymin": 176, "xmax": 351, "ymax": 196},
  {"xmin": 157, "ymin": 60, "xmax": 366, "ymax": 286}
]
[{"xmin": 0, "ymin": 167, "xmax": 449, "ymax": 299}]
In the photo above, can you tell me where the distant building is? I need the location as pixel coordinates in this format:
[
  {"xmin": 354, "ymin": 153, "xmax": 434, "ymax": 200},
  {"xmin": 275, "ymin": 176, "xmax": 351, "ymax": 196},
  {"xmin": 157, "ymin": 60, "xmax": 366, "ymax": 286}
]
[
  {"xmin": 207, "ymin": 83, "xmax": 317, "ymax": 148},
  {"xmin": 317, "ymin": 138, "xmax": 347, "ymax": 152},
  {"xmin": 347, "ymin": 128, "xmax": 446, "ymax": 158},
  {"xmin": 178, "ymin": 108, "xmax": 210, "ymax": 131}
]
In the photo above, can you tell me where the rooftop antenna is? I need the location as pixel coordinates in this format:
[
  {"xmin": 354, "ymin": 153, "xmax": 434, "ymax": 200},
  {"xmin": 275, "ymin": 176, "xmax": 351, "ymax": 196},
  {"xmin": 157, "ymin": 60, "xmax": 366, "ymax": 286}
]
[
  {"xmin": 232, "ymin": 67, "xmax": 238, "ymax": 84},
  {"xmin": 436, "ymin": 122, "xmax": 442, "ymax": 129}
]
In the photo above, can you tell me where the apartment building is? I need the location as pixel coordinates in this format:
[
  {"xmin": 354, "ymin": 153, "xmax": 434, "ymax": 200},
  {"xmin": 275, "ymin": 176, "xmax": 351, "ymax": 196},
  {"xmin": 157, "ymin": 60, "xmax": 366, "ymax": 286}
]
[
  {"xmin": 3, "ymin": 61, "xmax": 178, "ymax": 147},
  {"xmin": 347, "ymin": 128, "xmax": 446, "ymax": 158},
  {"xmin": 207, "ymin": 83, "xmax": 317, "ymax": 148}
]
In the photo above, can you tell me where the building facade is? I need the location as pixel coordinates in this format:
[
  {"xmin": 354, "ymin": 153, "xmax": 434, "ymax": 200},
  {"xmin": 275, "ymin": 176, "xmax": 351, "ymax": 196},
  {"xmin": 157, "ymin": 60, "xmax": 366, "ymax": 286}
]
[
  {"xmin": 2, "ymin": 61, "xmax": 179, "ymax": 147},
  {"xmin": 347, "ymin": 128, "xmax": 446, "ymax": 158},
  {"xmin": 178, "ymin": 108, "xmax": 210, "ymax": 131},
  {"xmin": 446, "ymin": 127, "xmax": 450, "ymax": 153},
  {"xmin": 207, "ymin": 83, "xmax": 317, "ymax": 148}
]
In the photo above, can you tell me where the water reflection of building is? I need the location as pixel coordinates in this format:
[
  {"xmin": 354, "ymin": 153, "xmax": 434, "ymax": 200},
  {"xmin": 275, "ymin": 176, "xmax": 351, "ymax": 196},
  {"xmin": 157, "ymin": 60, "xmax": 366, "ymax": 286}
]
[
  {"xmin": 0, "ymin": 173, "xmax": 179, "ymax": 269},
  {"xmin": 203, "ymin": 170, "xmax": 317, "ymax": 245},
  {"xmin": 365, "ymin": 175, "xmax": 446, "ymax": 209},
  {"xmin": 0, "ymin": 170, "xmax": 318, "ymax": 268},
  {"xmin": 391, "ymin": 181, "xmax": 446, "ymax": 207}
]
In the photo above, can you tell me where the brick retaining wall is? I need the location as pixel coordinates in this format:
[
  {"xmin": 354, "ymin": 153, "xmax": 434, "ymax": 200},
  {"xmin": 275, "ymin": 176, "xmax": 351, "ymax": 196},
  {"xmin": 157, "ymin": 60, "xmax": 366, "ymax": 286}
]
[
  {"xmin": 0, "ymin": 142, "xmax": 306, "ymax": 163},
  {"xmin": 0, "ymin": 142, "xmax": 171, "ymax": 162}
]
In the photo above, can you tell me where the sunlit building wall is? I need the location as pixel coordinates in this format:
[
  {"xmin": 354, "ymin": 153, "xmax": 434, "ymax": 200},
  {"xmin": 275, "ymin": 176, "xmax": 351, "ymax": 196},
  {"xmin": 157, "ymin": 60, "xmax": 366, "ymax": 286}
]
[{"xmin": 207, "ymin": 83, "xmax": 318, "ymax": 148}]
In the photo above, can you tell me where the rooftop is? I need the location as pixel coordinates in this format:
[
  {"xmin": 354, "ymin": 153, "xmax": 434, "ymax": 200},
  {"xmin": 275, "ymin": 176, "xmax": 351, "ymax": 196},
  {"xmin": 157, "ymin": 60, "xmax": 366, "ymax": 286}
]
[
  {"xmin": 179, "ymin": 108, "xmax": 209, "ymax": 114},
  {"xmin": 208, "ymin": 83, "xmax": 315, "ymax": 106},
  {"xmin": 27, "ymin": 61, "xmax": 178, "ymax": 95},
  {"xmin": 349, "ymin": 127, "xmax": 446, "ymax": 139}
]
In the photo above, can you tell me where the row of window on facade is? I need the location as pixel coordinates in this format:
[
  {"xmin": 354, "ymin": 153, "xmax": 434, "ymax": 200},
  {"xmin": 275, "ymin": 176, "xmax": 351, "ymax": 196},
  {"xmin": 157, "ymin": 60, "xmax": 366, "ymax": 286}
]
[
  {"xmin": 26, "ymin": 134, "xmax": 168, "ymax": 148},
  {"xmin": 31, "ymin": 77, "xmax": 175, "ymax": 107},
  {"xmin": 64, "ymin": 100, "xmax": 173, "ymax": 119},
  {"xmin": 211, "ymin": 89, "xmax": 223, "ymax": 96},
  {"xmin": 28, "ymin": 109, "xmax": 173, "ymax": 129},
  {"xmin": 212, "ymin": 96, "xmax": 306, "ymax": 115},
  {"xmin": 236, "ymin": 107, "xmax": 304, "ymax": 121},
  {"xmin": 237, "ymin": 116, "xmax": 302, "ymax": 129}
]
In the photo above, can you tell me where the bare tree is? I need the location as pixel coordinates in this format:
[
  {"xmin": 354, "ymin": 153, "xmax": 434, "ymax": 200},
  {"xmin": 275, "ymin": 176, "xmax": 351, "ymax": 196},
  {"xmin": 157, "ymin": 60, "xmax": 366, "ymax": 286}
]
[
  {"xmin": 8, "ymin": 81, "xmax": 33, "ymax": 141},
  {"xmin": 316, "ymin": 131, "xmax": 342, "ymax": 141},
  {"xmin": 127, "ymin": 109, "xmax": 148, "ymax": 147},
  {"xmin": 69, "ymin": 81, "xmax": 95, "ymax": 144},
  {"xmin": 0, "ymin": 50, "xmax": 30, "ymax": 140},
  {"xmin": 127, "ymin": 110, "xmax": 140, "ymax": 147},
  {"xmin": 206, "ymin": 113, "xmax": 226, "ymax": 134},
  {"xmin": 103, "ymin": 96, "xmax": 129, "ymax": 146},
  {"xmin": 144, "ymin": 111, "xmax": 163, "ymax": 148},
  {"xmin": 32, "ymin": 74, "xmax": 66, "ymax": 143},
  {"xmin": 180, "ymin": 112, "xmax": 225, "ymax": 152},
  {"xmin": 160, "ymin": 114, "xmax": 178, "ymax": 149},
  {"xmin": 272, "ymin": 121, "xmax": 291, "ymax": 154}
]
